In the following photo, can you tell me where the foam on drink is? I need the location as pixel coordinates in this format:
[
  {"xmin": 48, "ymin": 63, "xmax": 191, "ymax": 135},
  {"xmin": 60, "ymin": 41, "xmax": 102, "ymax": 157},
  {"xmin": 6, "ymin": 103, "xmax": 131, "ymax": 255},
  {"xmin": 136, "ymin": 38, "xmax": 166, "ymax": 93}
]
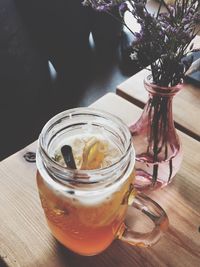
[{"xmin": 53, "ymin": 133, "xmax": 122, "ymax": 170}]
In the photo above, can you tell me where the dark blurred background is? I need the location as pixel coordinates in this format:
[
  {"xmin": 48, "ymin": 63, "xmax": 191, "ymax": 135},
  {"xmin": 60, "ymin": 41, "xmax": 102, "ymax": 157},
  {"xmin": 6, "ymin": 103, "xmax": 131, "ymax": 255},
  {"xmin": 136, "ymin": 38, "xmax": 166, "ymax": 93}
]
[{"xmin": 0, "ymin": 0, "xmax": 135, "ymax": 160}]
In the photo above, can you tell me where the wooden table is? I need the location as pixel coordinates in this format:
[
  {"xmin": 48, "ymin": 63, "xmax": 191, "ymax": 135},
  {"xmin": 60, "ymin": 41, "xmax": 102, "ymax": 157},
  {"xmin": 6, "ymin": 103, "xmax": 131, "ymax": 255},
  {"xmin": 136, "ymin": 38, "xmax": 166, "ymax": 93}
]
[
  {"xmin": 116, "ymin": 36, "xmax": 200, "ymax": 142},
  {"xmin": 0, "ymin": 93, "xmax": 200, "ymax": 267}
]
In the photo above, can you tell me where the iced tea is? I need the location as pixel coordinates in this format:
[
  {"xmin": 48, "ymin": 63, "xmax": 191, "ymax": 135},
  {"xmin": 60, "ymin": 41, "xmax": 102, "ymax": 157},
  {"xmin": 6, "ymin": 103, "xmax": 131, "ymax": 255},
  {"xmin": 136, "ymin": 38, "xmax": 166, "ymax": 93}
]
[{"xmin": 37, "ymin": 134, "xmax": 135, "ymax": 255}]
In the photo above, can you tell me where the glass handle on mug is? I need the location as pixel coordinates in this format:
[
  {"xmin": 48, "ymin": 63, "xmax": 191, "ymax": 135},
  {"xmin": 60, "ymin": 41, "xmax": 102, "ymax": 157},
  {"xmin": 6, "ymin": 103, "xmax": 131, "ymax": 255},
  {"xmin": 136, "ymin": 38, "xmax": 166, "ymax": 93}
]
[{"xmin": 118, "ymin": 191, "xmax": 169, "ymax": 247}]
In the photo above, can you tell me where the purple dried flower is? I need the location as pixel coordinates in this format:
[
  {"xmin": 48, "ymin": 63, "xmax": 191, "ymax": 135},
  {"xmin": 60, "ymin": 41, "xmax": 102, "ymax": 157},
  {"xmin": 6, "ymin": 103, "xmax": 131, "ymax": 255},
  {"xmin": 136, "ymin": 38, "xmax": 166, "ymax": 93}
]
[
  {"xmin": 83, "ymin": 0, "xmax": 200, "ymax": 86},
  {"xmin": 119, "ymin": 2, "xmax": 128, "ymax": 14},
  {"xmin": 134, "ymin": 32, "xmax": 142, "ymax": 39},
  {"xmin": 82, "ymin": 0, "xmax": 113, "ymax": 11},
  {"xmin": 96, "ymin": 4, "xmax": 112, "ymax": 12}
]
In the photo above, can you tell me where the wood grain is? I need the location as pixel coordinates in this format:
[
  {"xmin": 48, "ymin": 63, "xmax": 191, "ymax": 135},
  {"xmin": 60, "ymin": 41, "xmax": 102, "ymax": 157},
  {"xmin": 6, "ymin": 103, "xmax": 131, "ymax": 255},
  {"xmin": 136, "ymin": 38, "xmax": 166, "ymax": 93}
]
[
  {"xmin": 116, "ymin": 37, "xmax": 200, "ymax": 141},
  {"xmin": 0, "ymin": 93, "xmax": 200, "ymax": 267}
]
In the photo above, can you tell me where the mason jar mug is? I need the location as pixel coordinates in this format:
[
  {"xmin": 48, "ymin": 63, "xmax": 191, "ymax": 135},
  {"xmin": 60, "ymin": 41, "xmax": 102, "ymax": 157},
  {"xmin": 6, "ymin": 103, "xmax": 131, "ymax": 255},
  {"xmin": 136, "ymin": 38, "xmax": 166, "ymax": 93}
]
[{"xmin": 36, "ymin": 108, "xmax": 168, "ymax": 256}]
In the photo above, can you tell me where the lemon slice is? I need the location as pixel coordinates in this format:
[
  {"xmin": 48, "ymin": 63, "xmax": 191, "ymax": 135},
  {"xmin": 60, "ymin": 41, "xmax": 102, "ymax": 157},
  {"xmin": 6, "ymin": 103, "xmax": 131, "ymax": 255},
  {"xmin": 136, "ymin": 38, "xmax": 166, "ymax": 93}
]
[{"xmin": 81, "ymin": 138, "xmax": 107, "ymax": 170}]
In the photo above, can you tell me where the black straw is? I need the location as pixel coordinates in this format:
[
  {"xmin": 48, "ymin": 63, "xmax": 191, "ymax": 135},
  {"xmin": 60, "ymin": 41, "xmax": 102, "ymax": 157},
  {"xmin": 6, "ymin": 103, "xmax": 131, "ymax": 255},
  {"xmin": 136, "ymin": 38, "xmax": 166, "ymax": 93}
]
[{"xmin": 61, "ymin": 145, "xmax": 77, "ymax": 169}]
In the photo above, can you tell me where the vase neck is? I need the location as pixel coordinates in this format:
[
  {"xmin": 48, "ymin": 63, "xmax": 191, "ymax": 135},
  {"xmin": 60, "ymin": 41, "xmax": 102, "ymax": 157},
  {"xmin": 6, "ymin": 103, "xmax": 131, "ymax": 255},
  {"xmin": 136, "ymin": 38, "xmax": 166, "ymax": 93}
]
[{"xmin": 144, "ymin": 76, "xmax": 183, "ymax": 97}]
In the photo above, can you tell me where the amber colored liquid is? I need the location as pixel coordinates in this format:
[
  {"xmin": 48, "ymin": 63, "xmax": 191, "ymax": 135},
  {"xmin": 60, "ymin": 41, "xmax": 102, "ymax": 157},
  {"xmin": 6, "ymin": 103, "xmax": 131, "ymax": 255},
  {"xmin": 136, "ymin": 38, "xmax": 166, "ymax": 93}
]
[{"xmin": 36, "ymin": 171, "xmax": 134, "ymax": 255}]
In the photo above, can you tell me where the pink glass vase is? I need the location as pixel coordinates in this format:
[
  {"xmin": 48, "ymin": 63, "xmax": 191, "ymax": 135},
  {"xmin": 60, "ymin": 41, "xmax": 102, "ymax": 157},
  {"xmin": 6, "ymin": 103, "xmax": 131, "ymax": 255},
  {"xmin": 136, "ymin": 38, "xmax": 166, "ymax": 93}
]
[{"xmin": 130, "ymin": 75, "xmax": 183, "ymax": 191}]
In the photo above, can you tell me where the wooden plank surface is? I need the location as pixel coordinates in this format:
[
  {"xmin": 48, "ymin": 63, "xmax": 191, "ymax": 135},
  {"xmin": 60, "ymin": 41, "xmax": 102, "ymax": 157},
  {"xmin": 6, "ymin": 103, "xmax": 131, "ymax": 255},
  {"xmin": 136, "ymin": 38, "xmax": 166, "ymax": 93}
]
[
  {"xmin": 116, "ymin": 37, "xmax": 200, "ymax": 141},
  {"xmin": 0, "ymin": 93, "xmax": 200, "ymax": 267}
]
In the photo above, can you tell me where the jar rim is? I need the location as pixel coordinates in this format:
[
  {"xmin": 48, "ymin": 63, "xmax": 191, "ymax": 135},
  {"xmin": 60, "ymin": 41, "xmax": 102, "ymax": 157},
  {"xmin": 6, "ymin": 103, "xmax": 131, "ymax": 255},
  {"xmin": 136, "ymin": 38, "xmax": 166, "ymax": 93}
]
[{"xmin": 37, "ymin": 107, "xmax": 135, "ymax": 185}]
